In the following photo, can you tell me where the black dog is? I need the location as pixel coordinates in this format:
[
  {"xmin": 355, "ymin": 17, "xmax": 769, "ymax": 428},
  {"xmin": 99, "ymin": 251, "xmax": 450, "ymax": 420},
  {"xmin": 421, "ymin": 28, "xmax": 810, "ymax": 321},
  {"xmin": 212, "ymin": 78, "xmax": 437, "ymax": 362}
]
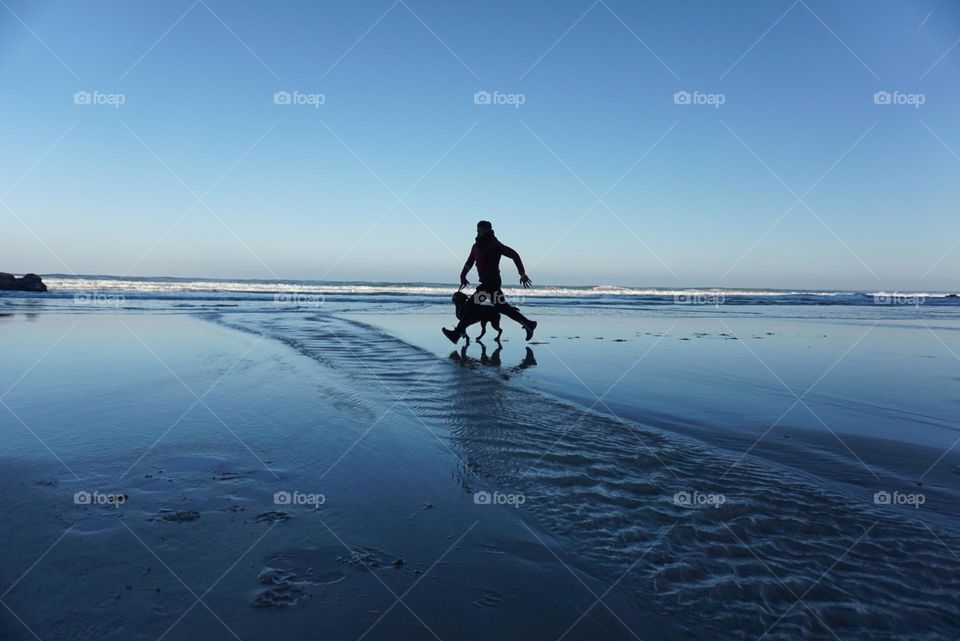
[{"xmin": 452, "ymin": 291, "xmax": 502, "ymax": 342}]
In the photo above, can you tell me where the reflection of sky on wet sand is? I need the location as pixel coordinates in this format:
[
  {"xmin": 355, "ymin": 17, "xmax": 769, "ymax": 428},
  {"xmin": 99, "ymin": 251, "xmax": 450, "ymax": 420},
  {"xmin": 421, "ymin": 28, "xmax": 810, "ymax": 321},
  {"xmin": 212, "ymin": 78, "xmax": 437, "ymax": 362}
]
[
  {"xmin": 0, "ymin": 311, "xmax": 675, "ymax": 641},
  {"xmin": 356, "ymin": 309, "xmax": 960, "ymax": 514}
]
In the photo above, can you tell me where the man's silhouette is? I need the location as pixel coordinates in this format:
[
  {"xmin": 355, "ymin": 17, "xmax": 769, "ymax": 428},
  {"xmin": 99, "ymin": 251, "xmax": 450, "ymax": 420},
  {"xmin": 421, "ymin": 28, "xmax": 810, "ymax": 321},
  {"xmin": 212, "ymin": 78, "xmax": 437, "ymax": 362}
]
[{"xmin": 443, "ymin": 220, "xmax": 537, "ymax": 343}]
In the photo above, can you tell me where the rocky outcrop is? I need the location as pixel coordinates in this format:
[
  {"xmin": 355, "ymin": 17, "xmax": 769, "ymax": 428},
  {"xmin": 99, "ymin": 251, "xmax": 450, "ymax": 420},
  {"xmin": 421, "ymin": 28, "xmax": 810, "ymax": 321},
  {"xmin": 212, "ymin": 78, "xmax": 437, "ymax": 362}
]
[{"xmin": 0, "ymin": 273, "xmax": 47, "ymax": 292}]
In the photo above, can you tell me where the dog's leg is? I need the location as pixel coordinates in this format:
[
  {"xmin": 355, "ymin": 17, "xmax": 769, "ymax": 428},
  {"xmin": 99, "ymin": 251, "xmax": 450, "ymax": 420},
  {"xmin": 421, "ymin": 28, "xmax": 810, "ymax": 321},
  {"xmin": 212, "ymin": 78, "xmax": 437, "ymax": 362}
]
[
  {"xmin": 493, "ymin": 318, "xmax": 503, "ymax": 340},
  {"xmin": 478, "ymin": 321, "xmax": 486, "ymax": 339}
]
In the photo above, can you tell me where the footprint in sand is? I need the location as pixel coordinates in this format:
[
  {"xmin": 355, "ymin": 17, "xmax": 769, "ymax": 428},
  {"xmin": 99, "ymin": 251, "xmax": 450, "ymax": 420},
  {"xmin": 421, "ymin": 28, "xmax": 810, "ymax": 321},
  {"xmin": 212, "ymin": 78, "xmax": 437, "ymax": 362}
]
[
  {"xmin": 473, "ymin": 589, "xmax": 506, "ymax": 608},
  {"xmin": 212, "ymin": 471, "xmax": 243, "ymax": 481},
  {"xmin": 154, "ymin": 510, "xmax": 200, "ymax": 523},
  {"xmin": 251, "ymin": 557, "xmax": 347, "ymax": 608},
  {"xmin": 253, "ymin": 511, "xmax": 290, "ymax": 524}
]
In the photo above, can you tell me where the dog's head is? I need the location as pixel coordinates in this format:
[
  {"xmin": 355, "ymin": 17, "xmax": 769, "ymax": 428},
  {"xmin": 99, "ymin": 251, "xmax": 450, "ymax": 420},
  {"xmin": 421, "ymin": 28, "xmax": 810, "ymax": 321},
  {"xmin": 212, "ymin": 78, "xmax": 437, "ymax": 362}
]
[{"xmin": 452, "ymin": 291, "xmax": 469, "ymax": 319}]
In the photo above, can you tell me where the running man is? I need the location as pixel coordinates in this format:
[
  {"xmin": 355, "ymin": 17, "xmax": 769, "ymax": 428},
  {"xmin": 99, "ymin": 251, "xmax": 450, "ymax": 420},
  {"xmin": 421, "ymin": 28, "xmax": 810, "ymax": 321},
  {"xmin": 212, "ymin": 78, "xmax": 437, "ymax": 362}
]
[{"xmin": 443, "ymin": 220, "xmax": 537, "ymax": 343}]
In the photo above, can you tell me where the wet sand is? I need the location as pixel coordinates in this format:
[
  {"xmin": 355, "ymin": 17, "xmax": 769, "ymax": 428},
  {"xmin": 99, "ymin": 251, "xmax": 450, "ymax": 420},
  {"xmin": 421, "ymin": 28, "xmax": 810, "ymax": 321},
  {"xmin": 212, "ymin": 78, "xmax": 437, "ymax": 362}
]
[
  {"xmin": 358, "ymin": 310, "xmax": 960, "ymax": 522},
  {"xmin": 0, "ymin": 313, "xmax": 672, "ymax": 641},
  {"xmin": 2, "ymin": 310, "xmax": 960, "ymax": 639}
]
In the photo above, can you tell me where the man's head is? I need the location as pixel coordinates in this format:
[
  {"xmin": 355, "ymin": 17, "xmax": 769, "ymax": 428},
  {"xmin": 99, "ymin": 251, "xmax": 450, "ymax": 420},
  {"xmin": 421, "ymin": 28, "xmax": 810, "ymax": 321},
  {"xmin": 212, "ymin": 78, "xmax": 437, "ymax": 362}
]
[{"xmin": 476, "ymin": 220, "xmax": 493, "ymax": 237}]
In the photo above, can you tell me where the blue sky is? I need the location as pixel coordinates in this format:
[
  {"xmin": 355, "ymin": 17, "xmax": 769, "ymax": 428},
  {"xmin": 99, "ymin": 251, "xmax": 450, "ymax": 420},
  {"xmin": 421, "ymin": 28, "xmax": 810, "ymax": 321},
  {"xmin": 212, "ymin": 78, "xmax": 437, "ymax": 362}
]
[{"xmin": 1, "ymin": 0, "xmax": 959, "ymax": 289}]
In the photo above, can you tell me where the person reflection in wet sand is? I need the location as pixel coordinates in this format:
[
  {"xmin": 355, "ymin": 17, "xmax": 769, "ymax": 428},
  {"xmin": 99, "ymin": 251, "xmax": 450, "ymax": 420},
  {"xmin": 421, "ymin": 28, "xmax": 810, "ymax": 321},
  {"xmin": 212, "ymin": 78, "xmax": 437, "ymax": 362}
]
[{"xmin": 515, "ymin": 345, "xmax": 537, "ymax": 369}]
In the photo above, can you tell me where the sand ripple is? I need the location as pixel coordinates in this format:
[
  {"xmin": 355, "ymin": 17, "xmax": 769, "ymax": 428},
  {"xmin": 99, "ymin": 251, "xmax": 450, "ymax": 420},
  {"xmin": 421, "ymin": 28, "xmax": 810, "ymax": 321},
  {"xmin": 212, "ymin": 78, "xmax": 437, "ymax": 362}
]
[{"xmin": 216, "ymin": 312, "xmax": 960, "ymax": 640}]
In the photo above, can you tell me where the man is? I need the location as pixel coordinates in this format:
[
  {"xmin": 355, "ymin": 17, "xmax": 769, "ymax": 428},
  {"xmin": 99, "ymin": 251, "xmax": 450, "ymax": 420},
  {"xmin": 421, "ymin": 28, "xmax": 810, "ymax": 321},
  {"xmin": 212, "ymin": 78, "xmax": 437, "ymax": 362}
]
[{"xmin": 442, "ymin": 220, "xmax": 538, "ymax": 343}]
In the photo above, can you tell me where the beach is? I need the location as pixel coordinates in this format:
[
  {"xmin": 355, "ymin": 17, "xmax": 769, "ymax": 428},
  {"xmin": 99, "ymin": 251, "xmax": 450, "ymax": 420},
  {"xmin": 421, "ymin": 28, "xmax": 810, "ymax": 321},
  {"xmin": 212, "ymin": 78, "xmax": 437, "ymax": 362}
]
[
  {"xmin": 5, "ymin": 0, "xmax": 958, "ymax": 637},
  {"xmin": 2, "ymin": 281, "xmax": 959, "ymax": 640}
]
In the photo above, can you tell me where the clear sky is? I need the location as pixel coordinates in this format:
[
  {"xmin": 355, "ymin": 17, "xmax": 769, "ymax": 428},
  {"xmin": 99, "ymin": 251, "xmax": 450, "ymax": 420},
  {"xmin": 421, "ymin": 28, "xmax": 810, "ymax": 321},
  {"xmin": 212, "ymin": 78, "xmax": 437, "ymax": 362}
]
[{"xmin": 1, "ymin": 0, "xmax": 959, "ymax": 290}]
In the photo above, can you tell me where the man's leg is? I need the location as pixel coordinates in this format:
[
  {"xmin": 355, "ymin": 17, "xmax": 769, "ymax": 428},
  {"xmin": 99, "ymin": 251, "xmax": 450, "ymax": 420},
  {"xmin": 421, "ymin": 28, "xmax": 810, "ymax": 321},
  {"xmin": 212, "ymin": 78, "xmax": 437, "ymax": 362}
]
[
  {"xmin": 481, "ymin": 281, "xmax": 529, "ymax": 326},
  {"xmin": 488, "ymin": 285, "xmax": 537, "ymax": 340},
  {"xmin": 493, "ymin": 292, "xmax": 532, "ymax": 326}
]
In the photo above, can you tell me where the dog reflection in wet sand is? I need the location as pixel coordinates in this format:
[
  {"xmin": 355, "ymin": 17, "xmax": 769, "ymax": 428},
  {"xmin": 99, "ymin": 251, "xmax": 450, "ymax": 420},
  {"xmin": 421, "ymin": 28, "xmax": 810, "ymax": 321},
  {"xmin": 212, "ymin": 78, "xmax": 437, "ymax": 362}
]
[{"xmin": 449, "ymin": 340, "xmax": 537, "ymax": 373}]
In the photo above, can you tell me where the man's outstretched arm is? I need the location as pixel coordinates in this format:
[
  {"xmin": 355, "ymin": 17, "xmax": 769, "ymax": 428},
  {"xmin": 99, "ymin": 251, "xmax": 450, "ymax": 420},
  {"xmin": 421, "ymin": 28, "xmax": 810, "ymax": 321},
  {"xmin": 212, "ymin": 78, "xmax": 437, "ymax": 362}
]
[
  {"xmin": 500, "ymin": 244, "xmax": 533, "ymax": 287},
  {"xmin": 459, "ymin": 247, "xmax": 475, "ymax": 285}
]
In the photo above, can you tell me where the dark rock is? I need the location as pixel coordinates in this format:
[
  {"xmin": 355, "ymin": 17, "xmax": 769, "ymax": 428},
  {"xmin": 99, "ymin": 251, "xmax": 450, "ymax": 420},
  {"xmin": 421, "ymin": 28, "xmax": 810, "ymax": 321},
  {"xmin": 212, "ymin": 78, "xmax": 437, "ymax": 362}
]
[{"xmin": 0, "ymin": 273, "xmax": 47, "ymax": 292}]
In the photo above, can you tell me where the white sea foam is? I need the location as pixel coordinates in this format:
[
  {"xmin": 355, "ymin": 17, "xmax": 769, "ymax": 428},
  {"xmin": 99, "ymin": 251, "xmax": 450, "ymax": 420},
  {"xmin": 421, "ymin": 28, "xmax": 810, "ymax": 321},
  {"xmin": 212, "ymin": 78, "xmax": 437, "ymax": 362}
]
[{"xmin": 41, "ymin": 276, "xmax": 920, "ymax": 299}]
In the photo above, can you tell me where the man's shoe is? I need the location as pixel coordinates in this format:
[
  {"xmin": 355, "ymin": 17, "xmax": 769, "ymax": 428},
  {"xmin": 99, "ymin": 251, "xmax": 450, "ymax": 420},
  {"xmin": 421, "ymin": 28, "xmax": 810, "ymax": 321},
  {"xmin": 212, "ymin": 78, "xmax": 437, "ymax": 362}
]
[
  {"xmin": 524, "ymin": 320, "xmax": 537, "ymax": 341},
  {"xmin": 442, "ymin": 327, "xmax": 461, "ymax": 344}
]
